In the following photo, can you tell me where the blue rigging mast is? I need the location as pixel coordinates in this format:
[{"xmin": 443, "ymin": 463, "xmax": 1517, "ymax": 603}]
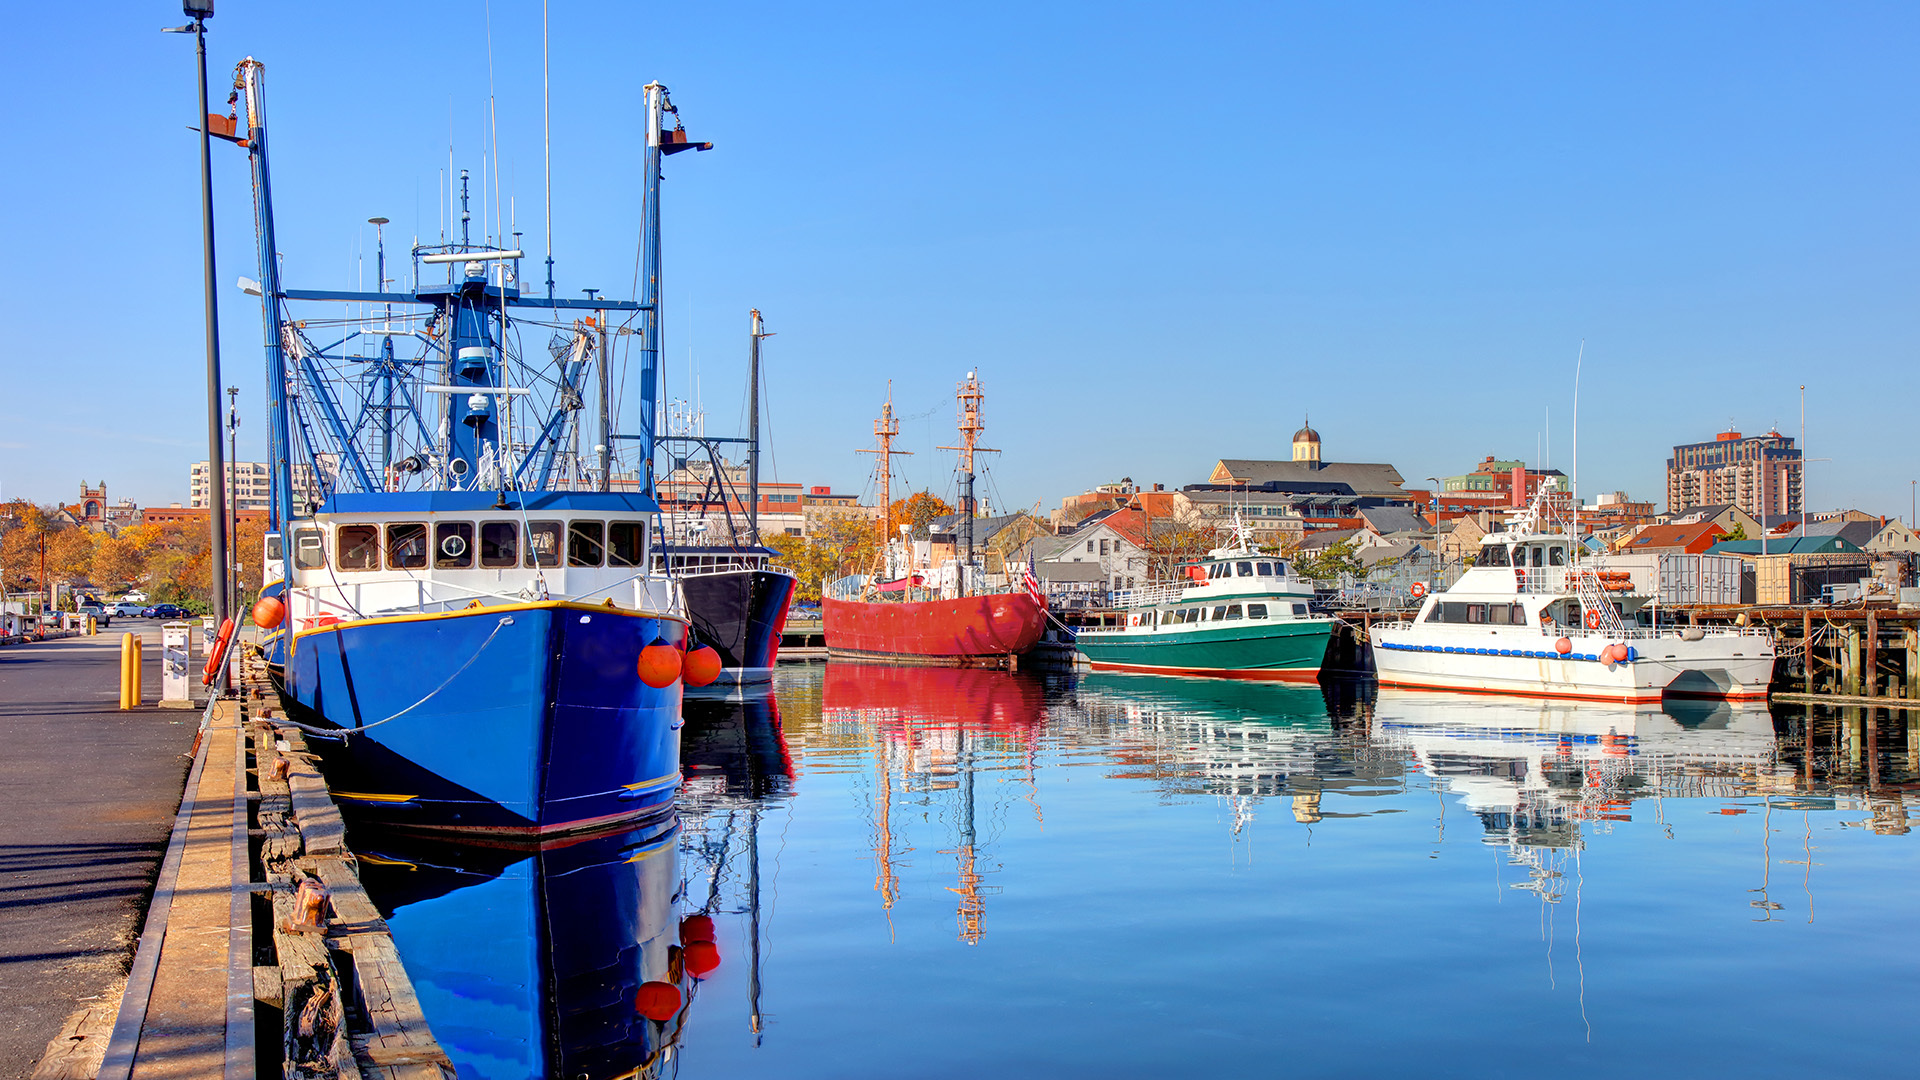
[{"xmin": 232, "ymin": 59, "xmax": 709, "ymax": 590}]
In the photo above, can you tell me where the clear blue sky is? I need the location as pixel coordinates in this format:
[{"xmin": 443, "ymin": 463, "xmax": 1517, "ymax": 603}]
[{"xmin": 2, "ymin": 2, "xmax": 1914, "ymax": 519}]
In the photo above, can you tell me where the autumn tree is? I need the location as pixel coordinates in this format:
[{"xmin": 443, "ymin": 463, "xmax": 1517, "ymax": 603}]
[{"xmin": 887, "ymin": 492, "xmax": 953, "ymax": 541}]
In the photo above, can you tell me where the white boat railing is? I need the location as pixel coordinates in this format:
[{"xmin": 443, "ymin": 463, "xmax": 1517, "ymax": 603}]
[{"xmin": 1110, "ymin": 581, "xmax": 1203, "ymax": 608}]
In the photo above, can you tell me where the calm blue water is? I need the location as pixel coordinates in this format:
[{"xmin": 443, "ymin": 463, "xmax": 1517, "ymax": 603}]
[{"xmin": 357, "ymin": 662, "xmax": 1920, "ymax": 1079}]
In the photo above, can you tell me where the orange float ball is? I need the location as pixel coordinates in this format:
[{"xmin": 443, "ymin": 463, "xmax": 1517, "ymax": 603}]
[
  {"xmin": 637, "ymin": 641, "xmax": 683, "ymax": 688},
  {"xmin": 683, "ymin": 939, "xmax": 720, "ymax": 978},
  {"xmin": 683, "ymin": 645, "xmax": 723, "ymax": 688},
  {"xmin": 1554, "ymin": 637, "xmax": 1573, "ymax": 656},
  {"xmin": 634, "ymin": 981, "xmax": 681, "ymax": 1022},
  {"xmin": 251, "ymin": 594, "xmax": 286, "ymax": 629},
  {"xmin": 680, "ymin": 914, "xmax": 716, "ymax": 943}
]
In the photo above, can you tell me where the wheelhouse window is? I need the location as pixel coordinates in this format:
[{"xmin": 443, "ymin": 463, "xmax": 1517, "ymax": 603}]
[
  {"xmin": 567, "ymin": 520, "xmax": 606, "ymax": 567},
  {"xmin": 1549, "ymin": 546, "xmax": 1567, "ymax": 566},
  {"xmin": 1531, "ymin": 547, "xmax": 1545, "ymax": 568},
  {"xmin": 1292, "ymin": 603, "xmax": 1309, "ymax": 616},
  {"xmin": 1247, "ymin": 603, "xmax": 1268, "ymax": 619},
  {"xmin": 337, "ymin": 524, "xmax": 380, "ymax": 570},
  {"xmin": 387, "ymin": 523, "xmax": 428, "ymax": 569},
  {"xmin": 1256, "ymin": 562, "xmax": 1273, "ymax": 576},
  {"xmin": 609, "ymin": 521, "xmax": 644, "ymax": 568},
  {"xmin": 1479, "ymin": 544, "xmax": 1510, "ymax": 567},
  {"xmin": 525, "ymin": 521, "xmax": 562, "ymax": 568},
  {"xmin": 480, "ymin": 521, "xmax": 519, "ymax": 568},
  {"xmin": 1236, "ymin": 562, "xmax": 1254, "ymax": 577},
  {"xmin": 435, "ymin": 522, "xmax": 474, "ymax": 569},
  {"xmin": 293, "ymin": 528, "xmax": 326, "ymax": 570}
]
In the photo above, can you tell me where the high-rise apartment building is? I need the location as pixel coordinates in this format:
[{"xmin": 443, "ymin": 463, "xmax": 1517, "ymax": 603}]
[
  {"xmin": 1666, "ymin": 430, "xmax": 1802, "ymax": 517},
  {"xmin": 190, "ymin": 461, "xmax": 325, "ymax": 514}
]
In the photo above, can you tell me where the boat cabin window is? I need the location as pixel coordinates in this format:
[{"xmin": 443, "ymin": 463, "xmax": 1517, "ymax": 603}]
[
  {"xmin": 265, "ymin": 534, "xmax": 284, "ymax": 564},
  {"xmin": 1530, "ymin": 546, "xmax": 1544, "ymax": 568},
  {"xmin": 435, "ymin": 522, "xmax": 474, "ymax": 569},
  {"xmin": 1478, "ymin": 544, "xmax": 1510, "ymax": 567},
  {"xmin": 1257, "ymin": 561, "xmax": 1275, "ymax": 576},
  {"xmin": 1425, "ymin": 601, "xmax": 1527, "ymax": 624},
  {"xmin": 609, "ymin": 522, "xmax": 644, "ymax": 568},
  {"xmin": 1212, "ymin": 605, "xmax": 1227, "ymax": 620},
  {"xmin": 1237, "ymin": 562, "xmax": 1254, "ymax": 577},
  {"xmin": 293, "ymin": 528, "xmax": 326, "ymax": 570},
  {"xmin": 338, "ymin": 524, "xmax": 381, "ymax": 570},
  {"xmin": 1224, "ymin": 604, "xmax": 1244, "ymax": 620},
  {"xmin": 1292, "ymin": 603, "xmax": 1309, "ymax": 616},
  {"xmin": 480, "ymin": 521, "xmax": 518, "ymax": 568},
  {"xmin": 525, "ymin": 521, "xmax": 562, "ymax": 568},
  {"xmin": 1549, "ymin": 546, "xmax": 1566, "ymax": 566},
  {"xmin": 1247, "ymin": 603, "xmax": 1268, "ymax": 619},
  {"xmin": 568, "ymin": 521, "xmax": 605, "ymax": 567},
  {"xmin": 387, "ymin": 523, "xmax": 428, "ymax": 570}
]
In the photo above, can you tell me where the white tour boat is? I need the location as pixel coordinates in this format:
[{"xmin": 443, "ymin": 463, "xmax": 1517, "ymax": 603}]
[{"xmin": 1371, "ymin": 496, "xmax": 1774, "ymax": 703}]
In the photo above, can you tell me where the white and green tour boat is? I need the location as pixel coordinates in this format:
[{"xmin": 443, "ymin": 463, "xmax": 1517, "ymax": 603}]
[{"xmin": 1073, "ymin": 526, "xmax": 1337, "ymax": 682}]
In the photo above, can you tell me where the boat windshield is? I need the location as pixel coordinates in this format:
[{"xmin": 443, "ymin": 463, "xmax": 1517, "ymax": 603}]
[{"xmin": 1478, "ymin": 543, "xmax": 1511, "ymax": 567}]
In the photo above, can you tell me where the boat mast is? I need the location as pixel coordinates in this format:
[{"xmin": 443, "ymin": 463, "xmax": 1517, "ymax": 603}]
[
  {"xmin": 857, "ymin": 385, "xmax": 910, "ymax": 575},
  {"xmin": 938, "ymin": 372, "xmax": 996, "ymax": 595},
  {"xmin": 747, "ymin": 309, "xmax": 767, "ymax": 546},
  {"xmin": 237, "ymin": 59, "xmax": 295, "ymax": 588}
]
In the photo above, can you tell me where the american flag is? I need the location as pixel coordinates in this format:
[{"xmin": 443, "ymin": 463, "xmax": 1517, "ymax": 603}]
[{"xmin": 1020, "ymin": 545, "xmax": 1045, "ymax": 605}]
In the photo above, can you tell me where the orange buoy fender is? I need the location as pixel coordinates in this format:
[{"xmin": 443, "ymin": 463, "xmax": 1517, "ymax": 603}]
[
  {"xmin": 638, "ymin": 640, "xmax": 683, "ymax": 688},
  {"xmin": 680, "ymin": 914, "xmax": 717, "ymax": 943},
  {"xmin": 683, "ymin": 646, "xmax": 723, "ymax": 688},
  {"xmin": 1554, "ymin": 637, "xmax": 1573, "ymax": 655},
  {"xmin": 683, "ymin": 939, "xmax": 721, "ymax": 978},
  {"xmin": 634, "ymin": 981, "xmax": 682, "ymax": 1022},
  {"xmin": 252, "ymin": 594, "xmax": 285, "ymax": 629}
]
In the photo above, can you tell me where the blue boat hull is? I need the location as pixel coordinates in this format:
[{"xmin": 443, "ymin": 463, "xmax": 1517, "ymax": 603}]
[{"xmin": 281, "ymin": 602, "xmax": 686, "ymax": 836}]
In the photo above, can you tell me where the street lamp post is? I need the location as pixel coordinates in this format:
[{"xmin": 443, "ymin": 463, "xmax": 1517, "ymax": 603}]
[{"xmin": 168, "ymin": 0, "xmax": 230, "ymax": 646}]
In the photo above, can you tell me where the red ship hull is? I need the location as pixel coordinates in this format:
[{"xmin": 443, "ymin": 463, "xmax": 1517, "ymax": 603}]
[{"xmin": 823, "ymin": 592, "xmax": 1047, "ymax": 666}]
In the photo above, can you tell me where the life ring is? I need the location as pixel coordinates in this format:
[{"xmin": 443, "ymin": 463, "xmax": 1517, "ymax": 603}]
[
  {"xmin": 1410, "ymin": 581, "xmax": 1427, "ymax": 598},
  {"xmin": 1514, "ymin": 568, "xmax": 1528, "ymax": 588},
  {"xmin": 201, "ymin": 617, "xmax": 236, "ymax": 684},
  {"xmin": 1585, "ymin": 610, "xmax": 1601, "ymax": 630}
]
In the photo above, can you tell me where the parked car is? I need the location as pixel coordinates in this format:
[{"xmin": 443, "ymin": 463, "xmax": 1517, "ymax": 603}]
[
  {"xmin": 78, "ymin": 603, "xmax": 111, "ymax": 627},
  {"xmin": 141, "ymin": 604, "xmax": 191, "ymax": 620},
  {"xmin": 110, "ymin": 601, "xmax": 147, "ymax": 617}
]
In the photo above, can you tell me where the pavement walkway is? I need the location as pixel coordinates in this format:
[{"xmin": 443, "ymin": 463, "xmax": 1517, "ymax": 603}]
[{"xmin": 0, "ymin": 630, "xmax": 193, "ymax": 1079}]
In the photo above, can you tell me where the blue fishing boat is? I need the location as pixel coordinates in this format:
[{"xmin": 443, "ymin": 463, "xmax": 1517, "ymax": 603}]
[{"xmin": 234, "ymin": 60, "xmax": 715, "ymax": 836}]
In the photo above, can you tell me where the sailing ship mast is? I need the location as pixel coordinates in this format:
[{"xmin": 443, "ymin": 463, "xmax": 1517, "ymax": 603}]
[
  {"xmin": 856, "ymin": 386, "xmax": 910, "ymax": 584},
  {"xmin": 938, "ymin": 373, "xmax": 996, "ymax": 596}
]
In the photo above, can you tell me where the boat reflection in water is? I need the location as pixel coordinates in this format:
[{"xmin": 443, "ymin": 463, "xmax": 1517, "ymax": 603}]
[
  {"xmin": 354, "ymin": 818, "xmax": 693, "ymax": 1079},
  {"xmin": 822, "ymin": 663, "xmax": 1048, "ymax": 940},
  {"xmin": 676, "ymin": 687, "xmax": 796, "ymax": 1043}
]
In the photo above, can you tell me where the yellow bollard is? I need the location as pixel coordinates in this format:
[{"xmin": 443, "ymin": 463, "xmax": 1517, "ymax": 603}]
[{"xmin": 119, "ymin": 632, "xmax": 141, "ymax": 710}]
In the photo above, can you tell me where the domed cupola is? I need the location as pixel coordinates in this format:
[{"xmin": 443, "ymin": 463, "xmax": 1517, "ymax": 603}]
[{"xmin": 1291, "ymin": 414, "xmax": 1321, "ymax": 465}]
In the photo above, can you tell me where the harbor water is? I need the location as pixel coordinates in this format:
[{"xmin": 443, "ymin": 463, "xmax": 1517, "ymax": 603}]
[{"xmin": 355, "ymin": 664, "xmax": 1920, "ymax": 1078}]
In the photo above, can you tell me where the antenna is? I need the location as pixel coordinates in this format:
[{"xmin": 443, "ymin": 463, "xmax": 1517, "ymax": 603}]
[{"xmin": 542, "ymin": 0, "xmax": 554, "ymax": 300}]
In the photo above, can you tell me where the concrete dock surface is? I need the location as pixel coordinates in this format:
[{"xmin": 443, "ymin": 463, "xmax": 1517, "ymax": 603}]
[{"xmin": 0, "ymin": 631, "xmax": 189, "ymax": 1078}]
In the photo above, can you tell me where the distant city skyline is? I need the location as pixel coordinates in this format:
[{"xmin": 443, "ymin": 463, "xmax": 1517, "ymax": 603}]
[{"xmin": 1, "ymin": 3, "xmax": 1914, "ymax": 519}]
